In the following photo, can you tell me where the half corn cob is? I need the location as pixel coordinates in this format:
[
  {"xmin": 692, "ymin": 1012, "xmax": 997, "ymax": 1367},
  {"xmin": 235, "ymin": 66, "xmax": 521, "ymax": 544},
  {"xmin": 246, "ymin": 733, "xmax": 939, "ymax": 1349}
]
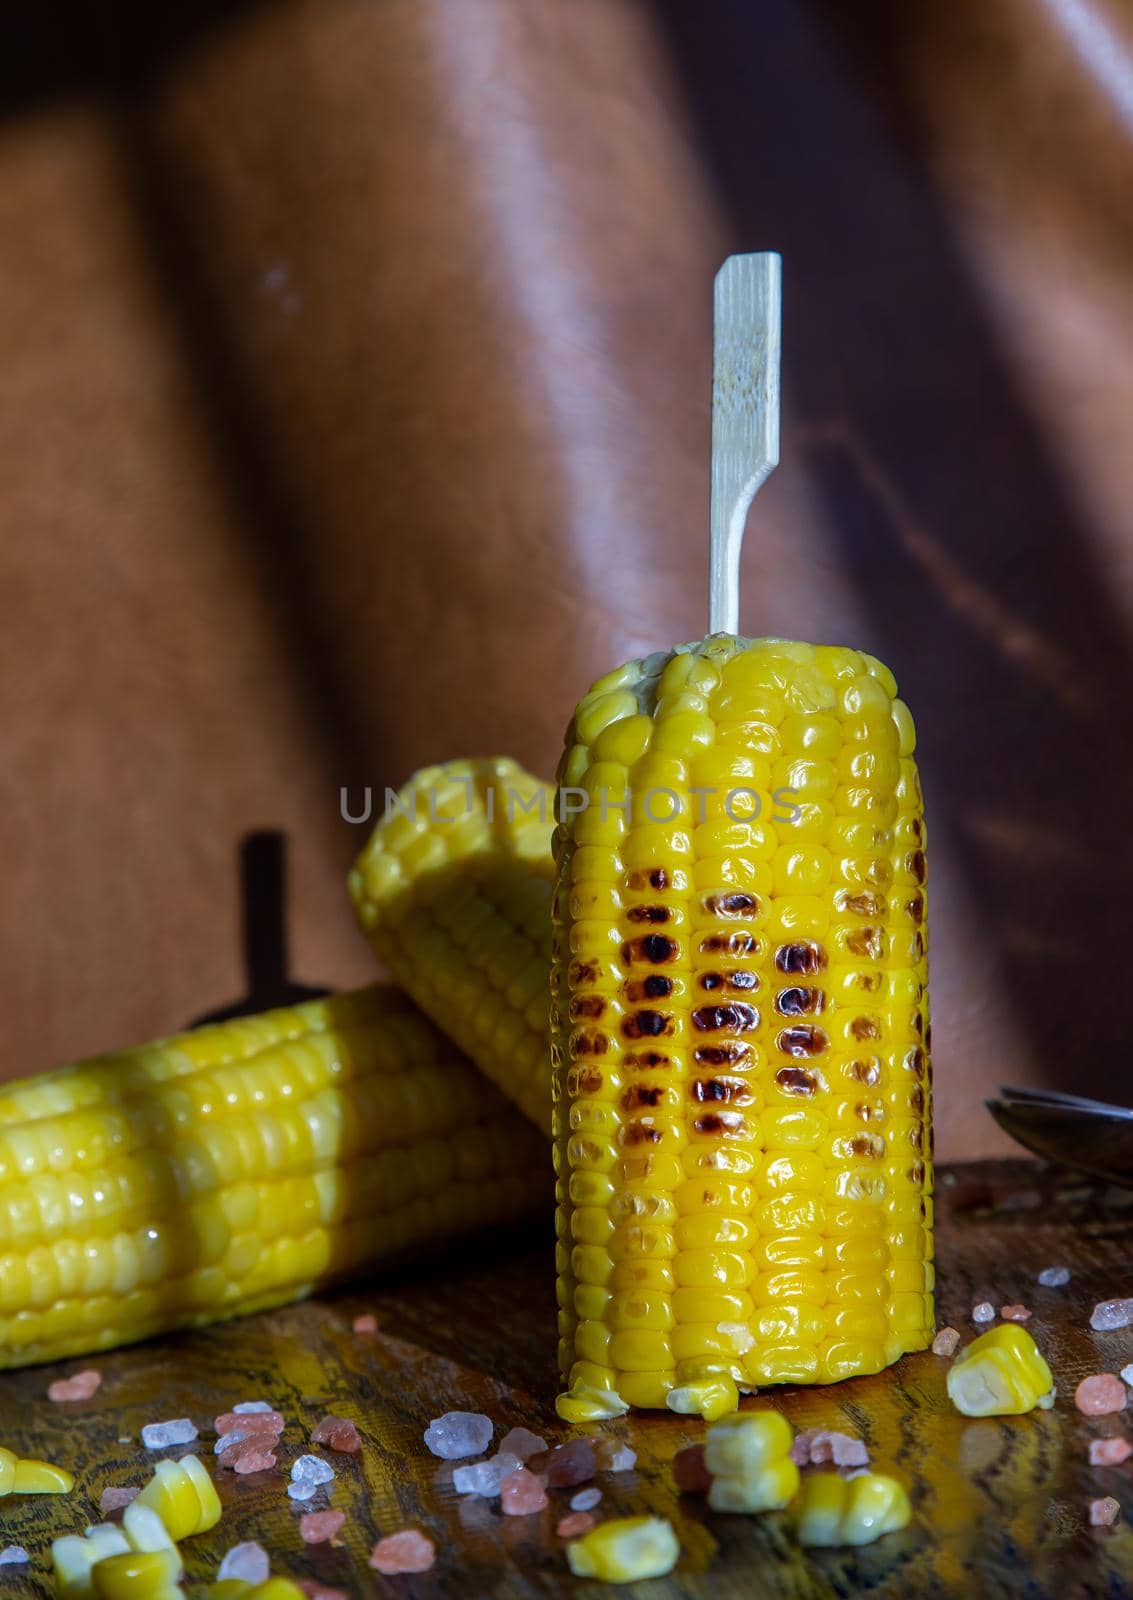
[
  {"xmin": 0, "ymin": 986, "xmax": 547, "ymax": 1368},
  {"xmin": 349, "ymin": 758, "xmax": 555, "ymax": 1132},
  {"xmin": 551, "ymin": 635, "xmax": 932, "ymax": 1416}
]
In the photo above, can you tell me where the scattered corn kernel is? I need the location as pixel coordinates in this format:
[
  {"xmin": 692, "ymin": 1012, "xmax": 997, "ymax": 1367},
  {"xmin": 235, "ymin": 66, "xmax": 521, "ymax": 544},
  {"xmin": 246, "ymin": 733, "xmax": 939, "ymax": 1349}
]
[
  {"xmin": 566, "ymin": 1516, "xmax": 680, "ymax": 1583},
  {"xmin": 947, "ymin": 1325, "xmax": 1055, "ymax": 1416},
  {"xmin": 704, "ymin": 1410, "xmax": 799, "ymax": 1514},
  {"xmin": 91, "ymin": 1547, "xmax": 181, "ymax": 1600},
  {"xmin": 134, "ymin": 1456, "xmax": 221, "ymax": 1539},
  {"xmin": 1076, "ymin": 1375, "xmax": 1127, "ymax": 1417},
  {"xmin": 11, "ymin": 1456, "xmax": 74, "ymax": 1494},
  {"xmin": 555, "ymin": 1384, "xmax": 629, "ymax": 1424},
  {"xmin": 796, "ymin": 1471, "xmax": 911, "ymax": 1547}
]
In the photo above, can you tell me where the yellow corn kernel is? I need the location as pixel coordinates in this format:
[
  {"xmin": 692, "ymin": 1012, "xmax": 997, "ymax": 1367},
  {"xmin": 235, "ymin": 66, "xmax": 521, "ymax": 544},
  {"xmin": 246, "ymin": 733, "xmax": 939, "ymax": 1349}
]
[
  {"xmin": 566, "ymin": 1516, "xmax": 681, "ymax": 1583},
  {"xmin": 349, "ymin": 758, "xmax": 556, "ymax": 1131},
  {"xmin": 134, "ymin": 1457, "xmax": 218, "ymax": 1540},
  {"xmin": 53, "ymin": 1535, "xmax": 106, "ymax": 1600},
  {"xmin": 251, "ymin": 1584, "xmax": 307, "ymax": 1600},
  {"xmin": 796, "ymin": 1471, "xmax": 911, "ymax": 1547},
  {"xmin": 91, "ymin": 1548, "xmax": 181, "ymax": 1600},
  {"xmin": 0, "ymin": 1447, "xmax": 15, "ymax": 1495},
  {"xmin": 11, "ymin": 1455, "xmax": 73, "ymax": 1493},
  {"xmin": 555, "ymin": 1381, "xmax": 629, "ymax": 1423},
  {"xmin": 946, "ymin": 1324, "xmax": 1055, "ymax": 1416},
  {"xmin": 704, "ymin": 1409, "xmax": 799, "ymax": 1512},
  {"xmin": 554, "ymin": 637, "xmax": 932, "ymax": 1412},
  {"xmin": 0, "ymin": 987, "xmax": 547, "ymax": 1369},
  {"xmin": 121, "ymin": 1503, "xmax": 179, "ymax": 1560}
]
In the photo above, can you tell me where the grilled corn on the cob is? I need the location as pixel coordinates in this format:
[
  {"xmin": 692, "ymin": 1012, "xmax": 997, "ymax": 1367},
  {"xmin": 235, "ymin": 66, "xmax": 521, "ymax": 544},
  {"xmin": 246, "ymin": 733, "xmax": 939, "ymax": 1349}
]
[
  {"xmin": 349, "ymin": 758, "xmax": 556, "ymax": 1131},
  {"xmin": 552, "ymin": 635, "xmax": 932, "ymax": 1416},
  {"xmin": 0, "ymin": 987, "xmax": 547, "ymax": 1368}
]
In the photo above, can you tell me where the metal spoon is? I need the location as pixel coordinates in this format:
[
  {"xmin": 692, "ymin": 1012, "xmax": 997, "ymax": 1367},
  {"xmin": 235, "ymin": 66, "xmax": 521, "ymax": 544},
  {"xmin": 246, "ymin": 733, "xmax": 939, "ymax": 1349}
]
[{"xmin": 986, "ymin": 1085, "xmax": 1133, "ymax": 1187}]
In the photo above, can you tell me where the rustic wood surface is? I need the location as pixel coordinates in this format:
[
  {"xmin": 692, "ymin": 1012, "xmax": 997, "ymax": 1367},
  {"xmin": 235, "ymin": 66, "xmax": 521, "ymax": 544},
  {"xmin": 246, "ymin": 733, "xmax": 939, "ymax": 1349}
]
[{"xmin": 2, "ymin": 1159, "xmax": 1133, "ymax": 1598}]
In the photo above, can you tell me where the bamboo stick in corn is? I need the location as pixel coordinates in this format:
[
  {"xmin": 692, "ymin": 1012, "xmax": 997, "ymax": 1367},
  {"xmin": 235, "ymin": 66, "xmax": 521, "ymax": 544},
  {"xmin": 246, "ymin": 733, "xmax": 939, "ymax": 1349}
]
[{"xmin": 0, "ymin": 986, "xmax": 548, "ymax": 1368}]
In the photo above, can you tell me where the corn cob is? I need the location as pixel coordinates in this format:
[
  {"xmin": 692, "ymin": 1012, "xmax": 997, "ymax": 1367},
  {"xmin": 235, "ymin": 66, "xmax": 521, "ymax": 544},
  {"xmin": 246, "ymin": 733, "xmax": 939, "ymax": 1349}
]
[
  {"xmin": 551, "ymin": 635, "xmax": 932, "ymax": 1417},
  {"xmin": 0, "ymin": 986, "xmax": 547, "ymax": 1368},
  {"xmin": 349, "ymin": 757, "xmax": 556, "ymax": 1132}
]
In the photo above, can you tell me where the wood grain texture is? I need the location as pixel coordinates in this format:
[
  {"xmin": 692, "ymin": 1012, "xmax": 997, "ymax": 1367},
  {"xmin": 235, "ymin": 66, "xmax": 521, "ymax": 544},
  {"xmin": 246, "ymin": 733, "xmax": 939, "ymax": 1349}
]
[{"xmin": 2, "ymin": 1161, "xmax": 1133, "ymax": 1596}]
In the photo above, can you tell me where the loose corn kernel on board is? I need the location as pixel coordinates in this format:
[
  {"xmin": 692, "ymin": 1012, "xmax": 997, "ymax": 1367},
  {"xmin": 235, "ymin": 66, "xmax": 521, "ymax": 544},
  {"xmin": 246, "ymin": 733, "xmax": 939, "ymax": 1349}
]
[{"xmin": 2, "ymin": 1162, "xmax": 1133, "ymax": 1599}]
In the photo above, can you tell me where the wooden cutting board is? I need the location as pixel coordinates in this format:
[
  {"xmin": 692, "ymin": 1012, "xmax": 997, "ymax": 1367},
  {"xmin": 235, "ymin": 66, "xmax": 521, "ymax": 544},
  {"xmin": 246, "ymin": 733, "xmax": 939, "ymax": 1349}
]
[{"xmin": 2, "ymin": 1160, "xmax": 1132, "ymax": 1597}]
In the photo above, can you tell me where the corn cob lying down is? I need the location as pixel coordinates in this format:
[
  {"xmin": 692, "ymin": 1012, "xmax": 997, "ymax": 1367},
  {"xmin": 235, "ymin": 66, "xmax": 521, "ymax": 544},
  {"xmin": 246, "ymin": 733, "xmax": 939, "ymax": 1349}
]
[
  {"xmin": 551, "ymin": 636, "xmax": 932, "ymax": 1416},
  {"xmin": 349, "ymin": 758, "xmax": 555, "ymax": 1132},
  {"xmin": 0, "ymin": 987, "xmax": 548, "ymax": 1368}
]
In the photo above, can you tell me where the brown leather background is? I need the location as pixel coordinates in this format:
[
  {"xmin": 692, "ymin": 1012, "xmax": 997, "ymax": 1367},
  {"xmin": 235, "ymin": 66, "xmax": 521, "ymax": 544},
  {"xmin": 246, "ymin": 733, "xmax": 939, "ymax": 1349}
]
[{"xmin": 4, "ymin": 1, "xmax": 1132, "ymax": 1157}]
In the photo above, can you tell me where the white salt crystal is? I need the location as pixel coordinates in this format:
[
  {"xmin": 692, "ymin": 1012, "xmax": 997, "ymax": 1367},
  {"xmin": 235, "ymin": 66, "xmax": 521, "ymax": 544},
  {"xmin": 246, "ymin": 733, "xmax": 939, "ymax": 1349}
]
[
  {"xmin": 232, "ymin": 1401, "xmax": 273, "ymax": 1415},
  {"xmin": 0, "ymin": 1548, "xmax": 28, "ymax": 1566},
  {"xmin": 498, "ymin": 1427, "xmax": 547, "ymax": 1463},
  {"xmin": 605, "ymin": 1444, "xmax": 637, "ymax": 1473},
  {"xmin": 1038, "ymin": 1266, "xmax": 1070, "ymax": 1288},
  {"xmin": 424, "ymin": 1411, "xmax": 494, "ymax": 1460},
  {"xmin": 972, "ymin": 1303, "xmax": 996, "ymax": 1324},
  {"xmin": 1121, "ymin": 1365, "xmax": 1133, "ymax": 1388},
  {"xmin": 286, "ymin": 1480, "xmax": 319, "ymax": 1502},
  {"xmin": 453, "ymin": 1453, "xmax": 521, "ymax": 1497},
  {"xmin": 571, "ymin": 1488, "xmax": 601, "ymax": 1511},
  {"xmin": 217, "ymin": 1542, "xmax": 270, "ymax": 1584},
  {"xmin": 141, "ymin": 1418, "xmax": 198, "ymax": 1449},
  {"xmin": 290, "ymin": 1455, "xmax": 334, "ymax": 1486},
  {"xmin": 1091, "ymin": 1299, "xmax": 1133, "ymax": 1332},
  {"xmin": 215, "ymin": 1432, "xmax": 249, "ymax": 1455}
]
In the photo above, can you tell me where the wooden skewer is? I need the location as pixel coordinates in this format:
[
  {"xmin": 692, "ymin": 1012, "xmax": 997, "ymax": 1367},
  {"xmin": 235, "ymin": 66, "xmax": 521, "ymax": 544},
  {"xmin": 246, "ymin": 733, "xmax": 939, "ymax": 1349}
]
[{"xmin": 708, "ymin": 252, "xmax": 782, "ymax": 637}]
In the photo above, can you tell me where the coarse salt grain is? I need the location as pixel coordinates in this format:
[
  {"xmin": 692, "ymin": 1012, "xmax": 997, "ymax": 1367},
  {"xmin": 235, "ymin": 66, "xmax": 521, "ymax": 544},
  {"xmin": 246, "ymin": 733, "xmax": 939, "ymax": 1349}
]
[
  {"xmin": 48, "ymin": 1370, "xmax": 101, "ymax": 1403},
  {"xmin": 369, "ymin": 1531, "xmax": 435, "ymax": 1574},
  {"xmin": 300, "ymin": 1510, "xmax": 346, "ymax": 1545},
  {"xmin": 312, "ymin": 1416, "xmax": 361, "ymax": 1454},
  {"xmin": 232, "ymin": 1401, "xmax": 273, "ymax": 1414},
  {"xmin": 972, "ymin": 1303, "xmax": 996, "ymax": 1324},
  {"xmin": 0, "ymin": 1548, "xmax": 28, "ymax": 1566},
  {"xmin": 1090, "ymin": 1496, "xmax": 1121, "ymax": 1527},
  {"xmin": 672, "ymin": 1445, "xmax": 711, "ymax": 1494},
  {"xmin": 215, "ymin": 1411, "xmax": 284, "ymax": 1437},
  {"xmin": 790, "ymin": 1430, "xmax": 869, "ymax": 1469},
  {"xmin": 595, "ymin": 1440, "xmax": 636, "ymax": 1473},
  {"xmin": 1122, "ymin": 1365, "xmax": 1133, "ymax": 1388},
  {"xmin": 1089, "ymin": 1437, "xmax": 1133, "ymax": 1466},
  {"xmin": 571, "ymin": 1488, "xmax": 602, "ymax": 1512},
  {"xmin": 423, "ymin": 1411, "xmax": 492, "ymax": 1460},
  {"xmin": 217, "ymin": 1542, "xmax": 270, "ymax": 1584},
  {"xmin": 353, "ymin": 1314, "xmax": 379, "ymax": 1335},
  {"xmin": 932, "ymin": 1328, "xmax": 962, "ymax": 1357},
  {"xmin": 1090, "ymin": 1299, "xmax": 1133, "ymax": 1332},
  {"xmin": 1038, "ymin": 1267, "xmax": 1070, "ymax": 1288},
  {"xmin": 557, "ymin": 1512, "xmax": 596, "ymax": 1539},
  {"xmin": 141, "ymin": 1419, "xmax": 198, "ymax": 1449},
  {"xmin": 99, "ymin": 1487, "xmax": 139, "ymax": 1514},
  {"xmin": 1001, "ymin": 1305, "xmax": 1032, "ymax": 1322},
  {"xmin": 233, "ymin": 1446, "xmax": 277, "ymax": 1474},
  {"xmin": 1076, "ymin": 1375, "xmax": 1128, "ymax": 1416},
  {"xmin": 500, "ymin": 1469, "xmax": 549, "ymax": 1516},
  {"xmin": 498, "ymin": 1427, "xmax": 547, "ymax": 1463},
  {"xmin": 453, "ymin": 1454, "xmax": 521, "ymax": 1498},
  {"xmin": 291, "ymin": 1455, "xmax": 335, "ymax": 1486},
  {"xmin": 287, "ymin": 1480, "xmax": 319, "ymax": 1503},
  {"xmin": 545, "ymin": 1439, "xmax": 597, "ymax": 1488}
]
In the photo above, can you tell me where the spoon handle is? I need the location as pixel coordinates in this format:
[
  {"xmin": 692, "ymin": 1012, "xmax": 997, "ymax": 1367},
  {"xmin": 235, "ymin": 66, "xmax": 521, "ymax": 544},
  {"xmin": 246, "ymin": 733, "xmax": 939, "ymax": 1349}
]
[{"xmin": 708, "ymin": 252, "xmax": 782, "ymax": 636}]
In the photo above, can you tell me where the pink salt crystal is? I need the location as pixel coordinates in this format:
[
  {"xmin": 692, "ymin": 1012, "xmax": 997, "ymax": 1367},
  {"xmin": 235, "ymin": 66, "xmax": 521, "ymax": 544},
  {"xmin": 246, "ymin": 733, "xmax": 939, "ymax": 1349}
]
[
  {"xmin": 232, "ymin": 1445, "xmax": 277, "ymax": 1474},
  {"xmin": 215, "ymin": 1410, "xmax": 285, "ymax": 1436},
  {"xmin": 311, "ymin": 1415, "xmax": 362, "ymax": 1453},
  {"xmin": 353, "ymin": 1314, "xmax": 379, "ymax": 1335},
  {"xmin": 498, "ymin": 1427, "xmax": 547, "ymax": 1463},
  {"xmin": 298, "ymin": 1585, "xmax": 347, "ymax": 1600},
  {"xmin": 99, "ymin": 1487, "xmax": 139, "ymax": 1514},
  {"xmin": 557, "ymin": 1511, "xmax": 596, "ymax": 1539},
  {"xmin": 48, "ymin": 1369, "xmax": 102, "ymax": 1403},
  {"xmin": 1090, "ymin": 1437, "xmax": 1133, "ymax": 1466},
  {"xmin": 1000, "ymin": 1305, "xmax": 1032, "ymax": 1322},
  {"xmin": 1076, "ymin": 1375, "xmax": 1128, "ymax": 1417},
  {"xmin": 369, "ymin": 1531, "xmax": 436, "ymax": 1574},
  {"xmin": 500, "ymin": 1469, "xmax": 550, "ymax": 1515},
  {"xmin": 1090, "ymin": 1496, "xmax": 1121, "ymax": 1527},
  {"xmin": 932, "ymin": 1328, "xmax": 962, "ymax": 1358},
  {"xmin": 673, "ymin": 1445, "xmax": 712, "ymax": 1494},
  {"xmin": 544, "ymin": 1439, "xmax": 597, "ymax": 1488},
  {"xmin": 299, "ymin": 1510, "xmax": 346, "ymax": 1545},
  {"xmin": 790, "ymin": 1430, "xmax": 868, "ymax": 1469}
]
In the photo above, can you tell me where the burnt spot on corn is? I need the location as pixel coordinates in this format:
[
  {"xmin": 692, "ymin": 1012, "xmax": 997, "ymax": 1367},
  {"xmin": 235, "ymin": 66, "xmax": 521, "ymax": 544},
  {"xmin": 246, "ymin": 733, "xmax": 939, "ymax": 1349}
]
[
  {"xmin": 775, "ymin": 987, "xmax": 824, "ymax": 1016},
  {"xmin": 701, "ymin": 969, "xmax": 760, "ymax": 992},
  {"xmin": 846, "ymin": 927, "xmax": 883, "ymax": 960},
  {"xmin": 910, "ymin": 1160, "xmax": 926, "ymax": 1187},
  {"xmin": 627, "ymin": 904, "xmax": 670, "ymax": 924},
  {"xmin": 650, "ymin": 868, "xmax": 669, "ymax": 889},
  {"xmin": 625, "ymin": 867, "xmax": 671, "ymax": 892},
  {"xmin": 622, "ymin": 1010, "xmax": 671, "ymax": 1039},
  {"xmin": 569, "ymin": 960, "xmax": 600, "ymax": 986},
  {"xmin": 840, "ymin": 891, "xmax": 887, "ymax": 918},
  {"xmin": 925, "ymin": 1021, "xmax": 933, "ymax": 1051},
  {"xmin": 775, "ymin": 941, "xmax": 826, "ymax": 975},
  {"xmin": 850, "ymin": 1133, "xmax": 885, "ymax": 1159},
  {"xmin": 912, "ymin": 933, "xmax": 926, "ymax": 961},
  {"xmin": 777, "ymin": 1025, "xmax": 829, "ymax": 1058},
  {"xmin": 905, "ymin": 1047, "xmax": 926, "ymax": 1079},
  {"xmin": 694, "ymin": 1043, "xmax": 751, "ymax": 1067},
  {"xmin": 621, "ymin": 1122, "xmax": 662, "ymax": 1146},
  {"xmin": 850, "ymin": 1058, "xmax": 881, "ymax": 1086},
  {"xmin": 908, "ymin": 1123, "xmax": 924, "ymax": 1152},
  {"xmin": 910, "ymin": 1085, "xmax": 925, "ymax": 1116},
  {"xmin": 692, "ymin": 1002, "xmax": 759, "ymax": 1033},
  {"xmin": 905, "ymin": 894, "xmax": 925, "ymax": 925},
  {"xmin": 569, "ymin": 1065, "xmax": 605, "ymax": 1096},
  {"xmin": 624, "ymin": 1049, "xmax": 672, "ymax": 1071},
  {"xmin": 570, "ymin": 995, "xmax": 606, "ymax": 1020},
  {"xmin": 702, "ymin": 892, "xmax": 759, "ymax": 919},
  {"xmin": 851, "ymin": 1016, "xmax": 881, "ymax": 1041},
  {"xmin": 621, "ymin": 1084, "xmax": 666, "ymax": 1110},
  {"xmin": 691, "ymin": 1077, "xmax": 750, "ymax": 1104},
  {"xmin": 776, "ymin": 1066, "xmax": 817, "ymax": 1096},
  {"xmin": 622, "ymin": 934, "xmax": 678, "ymax": 965},
  {"xmin": 693, "ymin": 1111, "xmax": 746, "ymax": 1136},
  {"xmin": 700, "ymin": 931, "xmax": 759, "ymax": 957},
  {"xmin": 700, "ymin": 972, "xmax": 723, "ymax": 991},
  {"xmin": 855, "ymin": 1100, "xmax": 883, "ymax": 1122},
  {"xmin": 570, "ymin": 1028, "xmax": 610, "ymax": 1057},
  {"xmin": 908, "ymin": 849, "xmax": 927, "ymax": 884},
  {"xmin": 643, "ymin": 974, "xmax": 672, "ymax": 999}
]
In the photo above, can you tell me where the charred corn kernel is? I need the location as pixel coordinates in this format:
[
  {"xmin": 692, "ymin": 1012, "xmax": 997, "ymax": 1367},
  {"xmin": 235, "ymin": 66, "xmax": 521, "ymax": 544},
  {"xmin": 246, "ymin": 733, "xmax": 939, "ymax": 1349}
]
[
  {"xmin": 553, "ymin": 637, "xmax": 932, "ymax": 1411},
  {"xmin": 134, "ymin": 1457, "xmax": 220, "ymax": 1540},
  {"xmin": 349, "ymin": 758, "xmax": 556, "ymax": 1131},
  {"xmin": 0, "ymin": 986, "xmax": 547, "ymax": 1368},
  {"xmin": 796, "ymin": 1471, "xmax": 911, "ymax": 1547},
  {"xmin": 565, "ymin": 1516, "xmax": 680, "ymax": 1582},
  {"xmin": 946, "ymin": 1324, "xmax": 1055, "ymax": 1416},
  {"xmin": 704, "ymin": 1409, "xmax": 799, "ymax": 1512},
  {"xmin": 556, "ymin": 1381, "xmax": 630, "ymax": 1422},
  {"xmin": 11, "ymin": 1455, "xmax": 73, "ymax": 1493},
  {"xmin": 91, "ymin": 1548, "xmax": 181, "ymax": 1600}
]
